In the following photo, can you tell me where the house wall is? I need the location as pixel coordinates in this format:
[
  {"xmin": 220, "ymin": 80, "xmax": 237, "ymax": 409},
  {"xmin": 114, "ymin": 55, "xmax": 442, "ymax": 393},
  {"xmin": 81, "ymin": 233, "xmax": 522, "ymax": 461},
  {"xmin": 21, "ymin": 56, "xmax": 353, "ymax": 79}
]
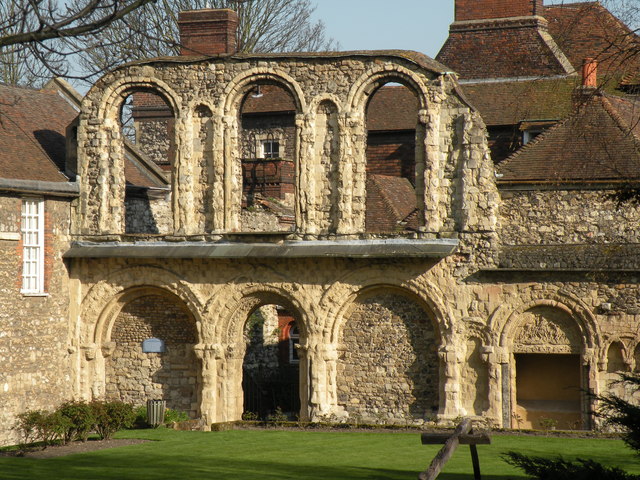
[{"xmin": 0, "ymin": 195, "xmax": 72, "ymax": 446}]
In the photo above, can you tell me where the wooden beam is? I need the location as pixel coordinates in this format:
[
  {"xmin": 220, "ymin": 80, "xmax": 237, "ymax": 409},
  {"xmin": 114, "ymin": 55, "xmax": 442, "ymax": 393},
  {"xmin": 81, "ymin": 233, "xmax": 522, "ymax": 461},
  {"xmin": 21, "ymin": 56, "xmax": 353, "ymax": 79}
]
[
  {"xmin": 418, "ymin": 418, "xmax": 472, "ymax": 480},
  {"xmin": 421, "ymin": 432, "xmax": 491, "ymax": 445}
]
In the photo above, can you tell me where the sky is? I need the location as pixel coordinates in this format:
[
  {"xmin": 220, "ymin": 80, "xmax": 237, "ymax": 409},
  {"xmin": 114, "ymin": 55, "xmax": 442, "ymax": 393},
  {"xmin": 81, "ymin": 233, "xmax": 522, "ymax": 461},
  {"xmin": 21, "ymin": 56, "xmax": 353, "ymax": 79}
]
[
  {"xmin": 311, "ymin": 1, "xmax": 454, "ymax": 58},
  {"xmin": 310, "ymin": 0, "xmax": 593, "ymax": 59}
]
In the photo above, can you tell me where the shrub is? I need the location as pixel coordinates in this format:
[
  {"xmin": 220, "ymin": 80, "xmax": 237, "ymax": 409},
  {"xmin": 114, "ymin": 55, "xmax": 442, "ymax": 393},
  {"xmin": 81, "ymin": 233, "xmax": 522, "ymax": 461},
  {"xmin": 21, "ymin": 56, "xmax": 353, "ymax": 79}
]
[
  {"xmin": 58, "ymin": 400, "xmax": 96, "ymax": 443},
  {"xmin": 14, "ymin": 410, "xmax": 46, "ymax": 450},
  {"xmin": 14, "ymin": 410, "xmax": 71, "ymax": 451},
  {"xmin": 164, "ymin": 408, "xmax": 189, "ymax": 425},
  {"xmin": 92, "ymin": 401, "xmax": 135, "ymax": 440},
  {"xmin": 132, "ymin": 405, "xmax": 149, "ymax": 428},
  {"xmin": 267, "ymin": 407, "xmax": 288, "ymax": 426}
]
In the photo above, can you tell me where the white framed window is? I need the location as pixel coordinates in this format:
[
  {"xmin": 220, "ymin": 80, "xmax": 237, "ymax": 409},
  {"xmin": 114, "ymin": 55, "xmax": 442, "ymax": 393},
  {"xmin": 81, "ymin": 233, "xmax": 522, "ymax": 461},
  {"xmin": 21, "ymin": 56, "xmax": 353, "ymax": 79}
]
[
  {"xmin": 262, "ymin": 140, "xmax": 280, "ymax": 159},
  {"xmin": 21, "ymin": 198, "xmax": 45, "ymax": 295},
  {"xmin": 288, "ymin": 322, "xmax": 300, "ymax": 364}
]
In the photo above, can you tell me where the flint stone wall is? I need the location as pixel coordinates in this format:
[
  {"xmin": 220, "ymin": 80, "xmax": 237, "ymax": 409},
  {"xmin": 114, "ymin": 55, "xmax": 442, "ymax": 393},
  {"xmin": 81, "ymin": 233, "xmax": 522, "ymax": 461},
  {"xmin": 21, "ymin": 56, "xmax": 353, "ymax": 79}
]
[
  {"xmin": 0, "ymin": 196, "xmax": 72, "ymax": 447},
  {"xmin": 106, "ymin": 294, "xmax": 200, "ymax": 417},
  {"xmin": 337, "ymin": 293, "xmax": 439, "ymax": 423}
]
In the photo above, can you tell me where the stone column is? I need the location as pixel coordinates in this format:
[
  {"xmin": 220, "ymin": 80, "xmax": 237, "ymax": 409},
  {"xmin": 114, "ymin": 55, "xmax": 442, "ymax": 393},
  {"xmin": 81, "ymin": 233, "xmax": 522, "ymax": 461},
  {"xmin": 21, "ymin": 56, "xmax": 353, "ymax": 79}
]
[
  {"xmin": 80, "ymin": 342, "xmax": 105, "ymax": 401},
  {"xmin": 221, "ymin": 344, "xmax": 244, "ymax": 422},
  {"xmin": 296, "ymin": 113, "xmax": 315, "ymax": 233},
  {"xmin": 304, "ymin": 341, "xmax": 340, "ymax": 421},
  {"xmin": 172, "ymin": 113, "xmax": 196, "ymax": 234},
  {"xmin": 422, "ymin": 103, "xmax": 443, "ymax": 233},
  {"xmin": 438, "ymin": 344, "xmax": 463, "ymax": 420},
  {"xmin": 583, "ymin": 347, "xmax": 599, "ymax": 429},
  {"xmin": 222, "ymin": 115, "xmax": 241, "ymax": 231},
  {"xmin": 337, "ymin": 112, "xmax": 365, "ymax": 234},
  {"xmin": 482, "ymin": 345, "xmax": 503, "ymax": 424},
  {"xmin": 193, "ymin": 343, "xmax": 223, "ymax": 425}
]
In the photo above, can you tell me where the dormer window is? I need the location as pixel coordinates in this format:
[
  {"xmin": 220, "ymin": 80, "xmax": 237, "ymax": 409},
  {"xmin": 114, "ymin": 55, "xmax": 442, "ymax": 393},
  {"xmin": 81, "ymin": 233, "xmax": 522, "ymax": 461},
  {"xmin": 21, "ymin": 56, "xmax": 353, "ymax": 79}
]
[{"xmin": 522, "ymin": 129, "xmax": 543, "ymax": 145}]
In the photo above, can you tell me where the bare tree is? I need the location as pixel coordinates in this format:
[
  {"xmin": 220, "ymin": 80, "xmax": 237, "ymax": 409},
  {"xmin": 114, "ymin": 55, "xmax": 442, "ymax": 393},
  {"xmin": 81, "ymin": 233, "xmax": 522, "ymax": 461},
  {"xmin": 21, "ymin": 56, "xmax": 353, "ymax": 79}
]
[
  {"xmin": 78, "ymin": 0, "xmax": 336, "ymax": 83},
  {"xmin": 0, "ymin": 0, "xmax": 156, "ymax": 86}
]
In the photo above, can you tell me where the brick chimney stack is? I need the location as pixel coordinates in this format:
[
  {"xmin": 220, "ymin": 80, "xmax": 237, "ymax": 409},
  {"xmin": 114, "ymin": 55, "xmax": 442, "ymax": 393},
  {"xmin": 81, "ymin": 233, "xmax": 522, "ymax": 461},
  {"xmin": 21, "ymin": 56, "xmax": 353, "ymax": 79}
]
[
  {"xmin": 581, "ymin": 58, "xmax": 598, "ymax": 88},
  {"xmin": 178, "ymin": 9, "xmax": 238, "ymax": 56},
  {"xmin": 455, "ymin": 0, "xmax": 544, "ymax": 21}
]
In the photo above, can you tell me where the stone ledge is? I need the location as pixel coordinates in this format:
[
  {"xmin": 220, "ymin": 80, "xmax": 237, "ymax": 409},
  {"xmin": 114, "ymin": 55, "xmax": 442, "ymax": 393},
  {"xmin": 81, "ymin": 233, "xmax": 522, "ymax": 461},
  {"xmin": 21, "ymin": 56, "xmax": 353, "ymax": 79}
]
[{"xmin": 64, "ymin": 238, "xmax": 458, "ymax": 259}]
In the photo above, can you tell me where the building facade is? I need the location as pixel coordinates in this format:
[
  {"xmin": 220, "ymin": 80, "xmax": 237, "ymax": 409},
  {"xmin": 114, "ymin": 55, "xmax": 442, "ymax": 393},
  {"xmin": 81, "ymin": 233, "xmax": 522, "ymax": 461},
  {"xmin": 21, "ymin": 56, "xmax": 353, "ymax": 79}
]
[{"xmin": 1, "ymin": 0, "xmax": 640, "ymax": 446}]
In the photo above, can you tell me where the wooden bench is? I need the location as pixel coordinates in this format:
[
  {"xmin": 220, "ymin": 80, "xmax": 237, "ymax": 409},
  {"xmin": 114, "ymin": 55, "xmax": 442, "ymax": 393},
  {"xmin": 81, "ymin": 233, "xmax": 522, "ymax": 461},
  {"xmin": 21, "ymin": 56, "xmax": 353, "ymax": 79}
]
[{"xmin": 418, "ymin": 418, "xmax": 491, "ymax": 480}]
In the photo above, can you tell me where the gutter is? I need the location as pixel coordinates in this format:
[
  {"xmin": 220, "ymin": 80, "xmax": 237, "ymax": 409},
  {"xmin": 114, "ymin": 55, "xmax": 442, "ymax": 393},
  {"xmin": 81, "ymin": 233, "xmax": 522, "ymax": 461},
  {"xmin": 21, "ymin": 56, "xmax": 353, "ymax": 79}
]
[{"xmin": 0, "ymin": 178, "xmax": 79, "ymax": 197}]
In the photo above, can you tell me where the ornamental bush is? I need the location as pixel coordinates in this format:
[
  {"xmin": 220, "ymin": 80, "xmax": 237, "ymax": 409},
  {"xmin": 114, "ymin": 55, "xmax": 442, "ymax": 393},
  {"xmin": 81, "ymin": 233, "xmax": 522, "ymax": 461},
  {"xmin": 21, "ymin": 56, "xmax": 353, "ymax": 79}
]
[
  {"xmin": 91, "ymin": 401, "xmax": 135, "ymax": 440},
  {"xmin": 58, "ymin": 400, "xmax": 96, "ymax": 443}
]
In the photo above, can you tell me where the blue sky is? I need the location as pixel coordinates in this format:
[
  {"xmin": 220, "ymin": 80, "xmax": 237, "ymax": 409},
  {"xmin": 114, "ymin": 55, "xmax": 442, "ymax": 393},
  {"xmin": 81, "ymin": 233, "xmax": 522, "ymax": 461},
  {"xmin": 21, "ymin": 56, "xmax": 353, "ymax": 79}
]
[
  {"xmin": 312, "ymin": 1, "xmax": 454, "ymax": 57},
  {"xmin": 311, "ymin": 0, "xmax": 589, "ymax": 58}
]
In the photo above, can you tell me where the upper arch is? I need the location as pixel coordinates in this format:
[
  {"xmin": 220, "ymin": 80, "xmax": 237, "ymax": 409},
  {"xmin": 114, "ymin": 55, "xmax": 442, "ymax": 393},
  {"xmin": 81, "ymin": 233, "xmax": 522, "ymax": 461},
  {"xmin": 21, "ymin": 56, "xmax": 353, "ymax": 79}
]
[
  {"xmin": 222, "ymin": 68, "xmax": 307, "ymax": 115},
  {"xmin": 347, "ymin": 64, "xmax": 429, "ymax": 113}
]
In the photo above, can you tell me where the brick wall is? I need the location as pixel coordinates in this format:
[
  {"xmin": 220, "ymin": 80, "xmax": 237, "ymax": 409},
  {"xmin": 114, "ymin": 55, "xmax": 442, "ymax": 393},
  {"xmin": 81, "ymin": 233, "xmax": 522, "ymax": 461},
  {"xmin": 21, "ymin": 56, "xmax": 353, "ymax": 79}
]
[
  {"xmin": 366, "ymin": 131, "xmax": 415, "ymax": 179},
  {"xmin": 456, "ymin": 0, "xmax": 543, "ymax": 21}
]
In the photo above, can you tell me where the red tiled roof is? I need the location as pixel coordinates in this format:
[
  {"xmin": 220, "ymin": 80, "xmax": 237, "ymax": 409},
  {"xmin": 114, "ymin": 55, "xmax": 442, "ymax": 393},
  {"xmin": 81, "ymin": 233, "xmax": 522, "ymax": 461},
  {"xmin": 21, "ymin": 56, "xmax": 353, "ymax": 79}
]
[
  {"xmin": 497, "ymin": 92, "xmax": 640, "ymax": 183},
  {"xmin": 366, "ymin": 86, "xmax": 418, "ymax": 131},
  {"xmin": 241, "ymin": 84, "xmax": 296, "ymax": 113},
  {"xmin": 460, "ymin": 77, "xmax": 577, "ymax": 126},
  {"xmin": 365, "ymin": 174, "xmax": 418, "ymax": 232},
  {"xmin": 0, "ymin": 83, "xmax": 76, "ymax": 182},
  {"xmin": 545, "ymin": 2, "xmax": 640, "ymax": 82}
]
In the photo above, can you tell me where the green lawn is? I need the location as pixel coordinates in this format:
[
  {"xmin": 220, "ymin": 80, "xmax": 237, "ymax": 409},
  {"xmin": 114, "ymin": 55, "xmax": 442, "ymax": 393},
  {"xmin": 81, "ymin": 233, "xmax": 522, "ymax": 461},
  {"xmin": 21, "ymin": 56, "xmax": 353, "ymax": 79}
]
[{"xmin": 0, "ymin": 429, "xmax": 637, "ymax": 480}]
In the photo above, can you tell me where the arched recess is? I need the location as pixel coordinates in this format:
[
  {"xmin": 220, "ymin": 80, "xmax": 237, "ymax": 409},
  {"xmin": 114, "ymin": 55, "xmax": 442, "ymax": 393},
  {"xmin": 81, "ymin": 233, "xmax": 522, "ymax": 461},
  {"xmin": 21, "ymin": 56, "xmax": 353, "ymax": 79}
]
[
  {"xmin": 347, "ymin": 66, "xmax": 430, "ymax": 233},
  {"xmin": 221, "ymin": 288, "xmax": 310, "ymax": 421},
  {"xmin": 312, "ymin": 98, "xmax": 341, "ymax": 233},
  {"xmin": 222, "ymin": 70, "xmax": 306, "ymax": 232},
  {"xmin": 459, "ymin": 321, "xmax": 492, "ymax": 417},
  {"xmin": 603, "ymin": 340, "xmax": 630, "ymax": 400},
  {"xmin": 81, "ymin": 76, "xmax": 181, "ymax": 235},
  {"xmin": 498, "ymin": 298, "xmax": 597, "ymax": 431},
  {"xmin": 100, "ymin": 286, "xmax": 201, "ymax": 418},
  {"xmin": 336, "ymin": 285, "xmax": 440, "ymax": 424},
  {"xmin": 192, "ymin": 104, "xmax": 220, "ymax": 232}
]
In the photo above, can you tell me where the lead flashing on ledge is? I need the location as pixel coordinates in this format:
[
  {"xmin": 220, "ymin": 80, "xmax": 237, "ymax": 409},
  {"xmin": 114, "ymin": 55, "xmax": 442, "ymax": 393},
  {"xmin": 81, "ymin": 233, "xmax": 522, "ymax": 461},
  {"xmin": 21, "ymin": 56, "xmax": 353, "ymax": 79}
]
[{"xmin": 65, "ymin": 238, "xmax": 459, "ymax": 259}]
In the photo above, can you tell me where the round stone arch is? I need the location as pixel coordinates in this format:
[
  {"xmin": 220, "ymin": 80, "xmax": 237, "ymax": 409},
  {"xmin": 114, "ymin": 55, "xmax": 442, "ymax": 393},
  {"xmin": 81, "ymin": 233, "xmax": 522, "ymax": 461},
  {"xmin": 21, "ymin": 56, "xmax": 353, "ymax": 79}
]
[
  {"xmin": 82, "ymin": 265, "xmax": 204, "ymax": 348},
  {"xmin": 101, "ymin": 285, "xmax": 202, "ymax": 416},
  {"xmin": 323, "ymin": 273, "xmax": 452, "ymax": 345},
  {"xmin": 493, "ymin": 294, "xmax": 600, "ymax": 353},
  {"xmin": 346, "ymin": 64, "xmax": 429, "ymax": 113},
  {"xmin": 490, "ymin": 289, "xmax": 601, "ymax": 430},
  {"xmin": 94, "ymin": 75, "xmax": 181, "ymax": 123},
  {"xmin": 212, "ymin": 285, "xmax": 312, "ymax": 421},
  {"xmin": 222, "ymin": 68, "xmax": 306, "ymax": 116},
  {"xmin": 307, "ymin": 93, "xmax": 345, "ymax": 116},
  {"xmin": 214, "ymin": 285, "xmax": 311, "ymax": 345},
  {"xmin": 333, "ymin": 283, "xmax": 442, "ymax": 423}
]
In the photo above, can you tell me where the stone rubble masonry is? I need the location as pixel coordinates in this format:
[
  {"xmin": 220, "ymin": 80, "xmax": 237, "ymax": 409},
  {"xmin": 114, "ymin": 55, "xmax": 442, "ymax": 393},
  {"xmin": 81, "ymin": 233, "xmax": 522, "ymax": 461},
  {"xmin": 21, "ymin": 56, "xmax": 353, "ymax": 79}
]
[
  {"xmin": 0, "ymin": 195, "xmax": 72, "ymax": 447},
  {"xmin": 4, "ymin": 48, "xmax": 639, "ymax": 446}
]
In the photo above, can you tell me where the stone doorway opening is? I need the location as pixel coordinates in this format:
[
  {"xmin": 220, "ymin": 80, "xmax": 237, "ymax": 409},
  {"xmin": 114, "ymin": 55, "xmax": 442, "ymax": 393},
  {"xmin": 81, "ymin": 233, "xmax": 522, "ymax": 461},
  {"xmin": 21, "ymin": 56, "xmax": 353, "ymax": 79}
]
[
  {"xmin": 242, "ymin": 304, "xmax": 301, "ymax": 420},
  {"xmin": 513, "ymin": 353, "xmax": 582, "ymax": 430}
]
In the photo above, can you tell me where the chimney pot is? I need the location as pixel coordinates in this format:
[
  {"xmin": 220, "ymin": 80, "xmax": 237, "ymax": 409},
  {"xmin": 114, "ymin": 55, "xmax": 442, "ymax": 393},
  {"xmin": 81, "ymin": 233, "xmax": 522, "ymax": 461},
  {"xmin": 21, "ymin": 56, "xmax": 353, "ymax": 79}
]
[
  {"xmin": 582, "ymin": 58, "xmax": 598, "ymax": 88},
  {"xmin": 178, "ymin": 9, "xmax": 238, "ymax": 56}
]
